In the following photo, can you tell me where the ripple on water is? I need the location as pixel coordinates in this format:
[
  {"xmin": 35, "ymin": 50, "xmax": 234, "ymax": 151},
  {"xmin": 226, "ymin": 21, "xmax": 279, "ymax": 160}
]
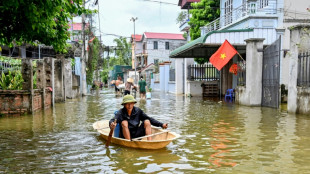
[{"xmin": 1, "ymin": 89, "xmax": 310, "ymax": 173}]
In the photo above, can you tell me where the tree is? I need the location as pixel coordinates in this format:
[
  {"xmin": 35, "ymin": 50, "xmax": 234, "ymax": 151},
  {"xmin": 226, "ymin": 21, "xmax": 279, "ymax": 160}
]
[
  {"xmin": 113, "ymin": 37, "xmax": 132, "ymax": 65},
  {"xmin": 188, "ymin": 0, "xmax": 220, "ymax": 64},
  {"xmin": 0, "ymin": 0, "xmax": 93, "ymax": 52},
  {"xmin": 188, "ymin": 0, "xmax": 220, "ymax": 40},
  {"xmin": 87, "ymin": 37, "xmax": 100, "ymax": 85},
  {"xmin": 113, "ymin": 37, "xmax": 132, "ymax": 66},
  {"xmin": 176, "ymin": 11, "xmax": 188, "ymax": 24}
]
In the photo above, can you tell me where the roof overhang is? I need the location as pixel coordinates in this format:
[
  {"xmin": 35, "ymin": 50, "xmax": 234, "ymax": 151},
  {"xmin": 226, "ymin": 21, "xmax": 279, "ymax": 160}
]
[{"xmin": 170, "ymin": 29, "xmax": 257, "ymax": 58}]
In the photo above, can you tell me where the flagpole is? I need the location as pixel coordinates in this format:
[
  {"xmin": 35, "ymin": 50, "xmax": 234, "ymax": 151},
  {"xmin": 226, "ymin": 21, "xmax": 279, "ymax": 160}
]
[{"xmin": 236, "ymin": 52, "xmax": 245, "ymax": 61}]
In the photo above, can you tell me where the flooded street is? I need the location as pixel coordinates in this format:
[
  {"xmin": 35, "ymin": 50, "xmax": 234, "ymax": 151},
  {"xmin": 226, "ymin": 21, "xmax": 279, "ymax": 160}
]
[{"xmin": 1, "ymin": 89, "xmax": 310, "ymax": 173}]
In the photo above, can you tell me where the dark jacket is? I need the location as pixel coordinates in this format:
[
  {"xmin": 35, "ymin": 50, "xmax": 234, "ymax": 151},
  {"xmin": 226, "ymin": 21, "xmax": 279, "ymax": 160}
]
[{"xmin": 109, "ymin": 106, "xmax": 163, "ymax": 129}]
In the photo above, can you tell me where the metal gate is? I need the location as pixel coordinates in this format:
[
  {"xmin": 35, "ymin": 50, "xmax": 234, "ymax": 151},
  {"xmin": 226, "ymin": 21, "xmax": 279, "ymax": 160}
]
[{"xmin": 262, "ymin": 37, "xmax": 281, "ymax": 108}]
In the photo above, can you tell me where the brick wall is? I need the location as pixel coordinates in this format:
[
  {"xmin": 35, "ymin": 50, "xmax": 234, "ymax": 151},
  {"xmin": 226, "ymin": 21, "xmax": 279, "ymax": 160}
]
[
  {"xmin": 0, "ymin": 89, "xmax": 52, "ymax": 115},
  {"xmin": 0, "ymin": 90, "xmax": 31, "ymax": 115}
]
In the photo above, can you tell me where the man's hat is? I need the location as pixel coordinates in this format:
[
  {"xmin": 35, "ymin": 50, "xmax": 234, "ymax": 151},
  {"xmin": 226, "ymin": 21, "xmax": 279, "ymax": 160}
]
[{"xmin": 121, "ymin": 95, "xmax": 137, "ymax": 105}]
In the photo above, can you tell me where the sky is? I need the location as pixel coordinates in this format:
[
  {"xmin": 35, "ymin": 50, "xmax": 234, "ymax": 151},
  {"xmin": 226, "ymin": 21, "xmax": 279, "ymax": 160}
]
[{"xmin": 90, "ymin": 0, "xmax": 183, "ymax": 46}]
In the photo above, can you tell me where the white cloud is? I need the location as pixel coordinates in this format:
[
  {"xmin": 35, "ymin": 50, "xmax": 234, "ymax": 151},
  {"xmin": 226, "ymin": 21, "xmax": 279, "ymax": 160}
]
[{"xmin": 94, "ymin": 0, "xmax": 182, "ymax": 46}]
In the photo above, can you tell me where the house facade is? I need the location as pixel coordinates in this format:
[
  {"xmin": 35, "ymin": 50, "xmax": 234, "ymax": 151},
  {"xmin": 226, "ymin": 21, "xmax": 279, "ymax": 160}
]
[
  {"xmin": 171, "ymin": 0, "xmax": 310, "ymax": 109},
  {"xmin": 131, "ymin": 32, "xmax": 186, "ymax": 70}
]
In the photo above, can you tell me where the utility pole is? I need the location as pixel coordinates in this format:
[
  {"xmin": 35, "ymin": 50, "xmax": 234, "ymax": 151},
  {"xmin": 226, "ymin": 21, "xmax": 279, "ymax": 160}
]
[
  {"xmin": 97, "ymin": 0, "xmax": 102, "ymax": 82},
  {"xmin": 130, "ymin": 17, "xmax": 138, "ymax": 84},
  {"xmin": 81, "ymin": 0, "xmax": 86, "ymax": 96}
]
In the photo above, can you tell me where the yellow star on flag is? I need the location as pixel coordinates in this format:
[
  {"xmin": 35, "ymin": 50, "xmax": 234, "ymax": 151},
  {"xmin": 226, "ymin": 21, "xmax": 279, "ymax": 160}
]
[{"xmin": 220, "ymin": 53, "xmax": 226, "ymax": 59}]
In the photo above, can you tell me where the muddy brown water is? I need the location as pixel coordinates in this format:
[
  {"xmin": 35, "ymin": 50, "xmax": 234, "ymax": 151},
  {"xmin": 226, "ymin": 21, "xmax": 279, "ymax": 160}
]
[{"xmin": 1, "ymin": 89, "xmax": 310, "ymax": 173}]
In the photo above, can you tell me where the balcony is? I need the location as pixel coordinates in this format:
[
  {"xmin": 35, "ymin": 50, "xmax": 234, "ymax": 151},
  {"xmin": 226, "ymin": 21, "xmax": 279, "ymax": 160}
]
[
  {"xmin": 202, "ymin": 1, "xmax": 277, "ymax": 34},
  {"xmin": 179, "ymin": 19, "xmax": 190, "ymax": 32}
]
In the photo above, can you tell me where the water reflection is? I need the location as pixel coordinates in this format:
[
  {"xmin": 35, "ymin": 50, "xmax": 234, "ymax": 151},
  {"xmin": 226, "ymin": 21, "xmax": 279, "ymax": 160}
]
[
  {"xmin": 209, "ymin": 120, "xmax": 237, "ymax": 168},
  {"xmin": 1, "ymin": 89, "xmax": 310, "ymax": 173}
]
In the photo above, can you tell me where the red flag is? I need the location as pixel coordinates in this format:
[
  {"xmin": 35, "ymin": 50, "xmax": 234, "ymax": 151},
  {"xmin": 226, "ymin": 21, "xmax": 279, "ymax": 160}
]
[{"xmin": 210, "ymin": 40, "xmax": 237, "ymax": 71}]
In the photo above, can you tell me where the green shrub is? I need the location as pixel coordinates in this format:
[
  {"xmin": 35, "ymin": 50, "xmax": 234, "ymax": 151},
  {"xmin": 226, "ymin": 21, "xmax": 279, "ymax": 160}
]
[{"xmin": 0, "ymin": 71, "xmax": 24, "ymax": 90}]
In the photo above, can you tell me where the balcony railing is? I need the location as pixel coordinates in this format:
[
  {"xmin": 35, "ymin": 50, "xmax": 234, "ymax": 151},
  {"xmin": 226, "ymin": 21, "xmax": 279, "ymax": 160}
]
[{"xmin": 203, "ymin": 1, "xmax": 277, "ymax": 33}]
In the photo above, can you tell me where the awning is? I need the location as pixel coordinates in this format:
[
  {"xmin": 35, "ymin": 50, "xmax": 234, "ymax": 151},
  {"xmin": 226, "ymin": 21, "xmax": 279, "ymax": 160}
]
[{"xmin": 170, "ymin": 29, "xmax": 257, "ymax": 58}]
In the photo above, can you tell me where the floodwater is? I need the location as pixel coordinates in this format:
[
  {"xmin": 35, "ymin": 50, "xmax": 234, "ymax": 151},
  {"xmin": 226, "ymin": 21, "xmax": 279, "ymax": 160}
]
[{"xmin": 1, "ymin": 89, "xmax": 310, "ymax": 173}]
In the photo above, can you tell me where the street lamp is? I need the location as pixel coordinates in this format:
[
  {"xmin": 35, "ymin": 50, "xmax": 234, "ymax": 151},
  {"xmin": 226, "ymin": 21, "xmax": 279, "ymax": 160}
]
[{"xmin": 130, "ymin": 17, "xmax": 138, "ymax": 84}]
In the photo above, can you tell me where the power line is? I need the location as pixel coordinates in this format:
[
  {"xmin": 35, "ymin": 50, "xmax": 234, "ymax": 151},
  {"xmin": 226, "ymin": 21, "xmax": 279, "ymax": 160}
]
[{"xmin": 134, "ymin": 0, "xmax": 177, "ymax": 6}]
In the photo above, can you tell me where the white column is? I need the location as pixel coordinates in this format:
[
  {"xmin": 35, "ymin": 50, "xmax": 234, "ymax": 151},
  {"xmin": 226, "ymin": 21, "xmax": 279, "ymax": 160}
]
[
  {"xmin": 243, "ymin": 38, "xmax": 264, "ymax": 106},
  {"xmin": 159, "ymin": 64, "xmax": 165, "ymax": 92},
  {"xmin": 175, "ymin": 58, "xmax": 183, "ymax": 94},
  {"xmin": 287, "ymin": 28, "xmax": 300, "ymax": 113},
  {"xmin": 184, "ymin": 58, "xmax": 195, "ymax": 95},
  {"xmin": 164, "ymin": 62, "xmax": 171, "ymax": 93}
]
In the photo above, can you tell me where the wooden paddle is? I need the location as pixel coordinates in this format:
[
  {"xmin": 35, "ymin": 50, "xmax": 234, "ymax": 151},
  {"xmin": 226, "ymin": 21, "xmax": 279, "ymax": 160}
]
[
  {"xmin": 105, "ymin": 119, "xmax": 117, "ymax": 147},
  {"xmin": 131, "ymin": 130, "xmax": 170, "ymax": 141}
]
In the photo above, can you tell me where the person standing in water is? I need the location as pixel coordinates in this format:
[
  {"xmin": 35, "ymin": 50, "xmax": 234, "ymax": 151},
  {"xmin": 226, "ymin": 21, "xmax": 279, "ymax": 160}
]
[{"xmin": 138, "ymin": 76, "xmax": 147, "ymax": 99}]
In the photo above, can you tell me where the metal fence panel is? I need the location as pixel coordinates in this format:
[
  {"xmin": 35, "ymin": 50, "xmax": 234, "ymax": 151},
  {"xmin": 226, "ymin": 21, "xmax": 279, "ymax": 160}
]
[
  {"xmin": 187, "ymin": 64, "xmax": 219, "ymax": 81},
  {"xmin": 262, "ymin": 37, "xmax": 281, "ymax": 108},
  {"xmin": 298, "ymin": 52, "xmax": 310, "ymax": 87},
  {"xmin": 237, "ymin": 61, "xmax": 246, "ymax": 86}
]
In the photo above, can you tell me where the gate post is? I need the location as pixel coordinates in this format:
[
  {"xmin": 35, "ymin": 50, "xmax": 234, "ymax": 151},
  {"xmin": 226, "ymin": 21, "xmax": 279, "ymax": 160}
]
[
  {"xmin": 175, "ymin": 59, "xmax": 184, "ymax": 94},
  {"xmin": 21, "ymin": 58, "xmax": 34, "ymax": 112},
  {"xmin": 159, "ymin": 63, "xmax": 165, "ymax": 92},
  {"xmin": 287, "ymin": 25, "xmax": 310, "ymax": 113},
  {"xmin": 243, "ymin": 38, "xmax": 265, "ymax": 106}
]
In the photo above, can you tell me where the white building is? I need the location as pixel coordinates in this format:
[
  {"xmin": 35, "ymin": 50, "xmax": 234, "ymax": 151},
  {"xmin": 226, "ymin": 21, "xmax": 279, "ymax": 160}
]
[
  {"xmin": 131, "ymin": 32, "xmax": 186, "ymax": 70},
  {"xmin": 171, "ymin": 0, "xmax": 310, "ymax": 109}
]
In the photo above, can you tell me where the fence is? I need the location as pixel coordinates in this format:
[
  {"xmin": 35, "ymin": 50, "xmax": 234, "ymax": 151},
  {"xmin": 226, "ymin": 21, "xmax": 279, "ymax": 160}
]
[
  {"xmin": 187, "ymin": 64, "xmax": 219, "ymax": 81},
  {"xmin": 0, "ymin": 57, "xmax": 22, "ymax": 73},
  {"xmin": 169, "ymin": 69, "xmax": 175, "ymax": 81},
  {"xmin": 297, "ymin": 52, "xmax": 310, "ymax": 87},
  {"xmin": 237, "ymin": 61, "xmax": 246, "ymax": 86}
]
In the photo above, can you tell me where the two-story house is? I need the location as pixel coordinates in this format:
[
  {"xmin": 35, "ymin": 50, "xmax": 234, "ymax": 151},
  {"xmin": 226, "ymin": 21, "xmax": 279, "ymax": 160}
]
[
  {"xmin": 171, "ymin": 0, "xmax": 310, "ymax": 108},
  {"xmin": 132, "ymin": 32, "xmax": 186, "ymax": 70}
]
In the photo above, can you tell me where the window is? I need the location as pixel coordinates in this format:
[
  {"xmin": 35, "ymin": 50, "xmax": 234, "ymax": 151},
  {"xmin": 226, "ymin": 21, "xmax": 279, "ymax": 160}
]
[
  {"xmin": 224, "ymin": 0, "xmax": 233, "ymax": 25},
  {"xmin": 153, "ymin": 41, "xmax": 158, "ymax": 49},
  {"xmin": 154, "ymin": 59, "xmax": 159, "ymax": 66},
  {"xmin": 165, "ymin": 42, "xmax": 169, "ymax": 50},
  {"xmin": 259, "ymin": 0, "xmax": 268, "ymax": 8}
]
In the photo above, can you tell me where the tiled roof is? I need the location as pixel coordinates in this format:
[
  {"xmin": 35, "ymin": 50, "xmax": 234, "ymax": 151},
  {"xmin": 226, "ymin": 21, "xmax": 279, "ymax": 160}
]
[
  {"xmin": 68, "ymin": 23, "xmax": 89, "ymax": 31},
  {"xmin": 178, "ymin": 0, "xmax": 200, "ymax": 9},
  {"xmin": 144, "ymin": 32, "xmax": 185, "ymax": 40},
  {"xmin": 131, "ymin": 34, "xmax": 142, "ymax": 42}
]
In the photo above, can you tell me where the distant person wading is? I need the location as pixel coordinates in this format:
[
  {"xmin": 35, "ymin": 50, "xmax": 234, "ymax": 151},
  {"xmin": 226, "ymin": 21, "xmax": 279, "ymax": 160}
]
[
  {"xmin": 124, "ymin": 78, "xmax": 136, "ymax": 95},
  {"xmin": 138, "ymin": 76, "xmax": 147, "ymax": 99}
]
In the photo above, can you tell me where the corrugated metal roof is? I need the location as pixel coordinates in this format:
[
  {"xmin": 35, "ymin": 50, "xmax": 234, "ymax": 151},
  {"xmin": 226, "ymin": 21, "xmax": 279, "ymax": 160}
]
[{"xmin": 170, "ymin": 29, "xmax": 254, "ymax": 58}]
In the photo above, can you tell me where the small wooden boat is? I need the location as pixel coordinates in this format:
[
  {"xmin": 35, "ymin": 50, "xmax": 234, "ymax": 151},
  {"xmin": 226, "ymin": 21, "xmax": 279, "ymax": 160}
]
[{"xmin": 93, "ymin": 120, "xmax": 180, "ymax": 149}]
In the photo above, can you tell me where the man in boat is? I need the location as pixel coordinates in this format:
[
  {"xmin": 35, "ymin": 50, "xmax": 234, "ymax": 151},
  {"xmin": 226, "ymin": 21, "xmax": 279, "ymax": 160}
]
[{"xmin": 109, "ymin": 95, "xmax": 168, "ymax": 140}]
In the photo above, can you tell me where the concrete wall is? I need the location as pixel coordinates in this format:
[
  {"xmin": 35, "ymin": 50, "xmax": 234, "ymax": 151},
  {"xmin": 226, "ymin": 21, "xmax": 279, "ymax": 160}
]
[
  {"xmin": 64, "ymin": 59, "xmax": 73, "ymax": 99},
  {"xmin": 187, "ymin": 81, "xmax": 202, "ymax": 97},
  {"xmin": 54, "ymin": 59, "xmax": 64, "ymax": 102},
  {"xmin": 153, "ymin": 82, "xmax": 160, "ymax": 91},
  {"xmin": 296, "ymin": 87, "xmax": 310, "ymax": 114},
  {"xmin": 44, "ymin": 57, "xmax": 54, "ymax": 105},
  {"xmin": 168, "ymin": 82, "xmax": 176, "ymax": 94}
]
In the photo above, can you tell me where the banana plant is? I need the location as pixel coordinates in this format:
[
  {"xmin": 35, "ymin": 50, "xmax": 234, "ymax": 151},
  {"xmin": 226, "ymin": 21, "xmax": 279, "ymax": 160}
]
[{"xmin": 0, "ymin": 71, "xmax": 24, "ymax": 90}]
